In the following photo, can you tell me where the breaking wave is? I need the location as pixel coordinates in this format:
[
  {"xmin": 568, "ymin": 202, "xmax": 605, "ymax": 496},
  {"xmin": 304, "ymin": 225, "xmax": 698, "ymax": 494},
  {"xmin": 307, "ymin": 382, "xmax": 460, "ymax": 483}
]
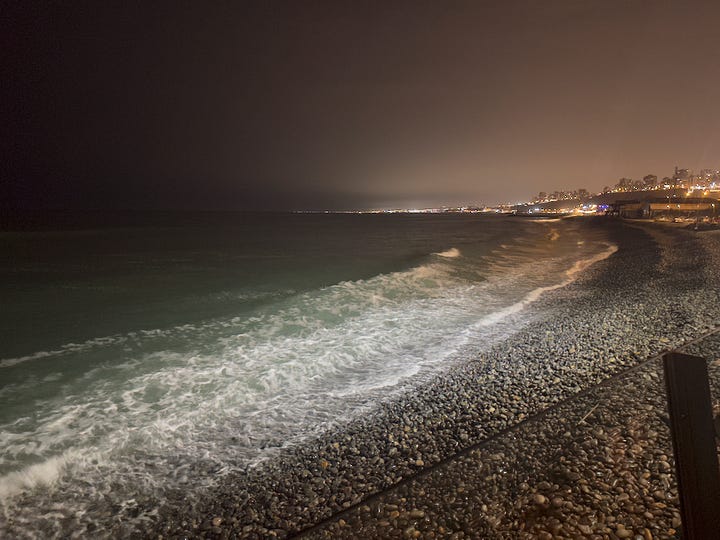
[{"xmin": 0, "ymin": 223, "xmax": 619, "ymax": 537}]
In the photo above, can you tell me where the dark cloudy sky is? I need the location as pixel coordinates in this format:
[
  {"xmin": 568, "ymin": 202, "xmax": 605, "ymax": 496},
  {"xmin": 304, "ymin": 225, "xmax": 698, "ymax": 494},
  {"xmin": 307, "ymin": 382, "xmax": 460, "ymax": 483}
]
[{"xmin": 5, "ymin": 0, "xmax": 720, "ymax": 211}]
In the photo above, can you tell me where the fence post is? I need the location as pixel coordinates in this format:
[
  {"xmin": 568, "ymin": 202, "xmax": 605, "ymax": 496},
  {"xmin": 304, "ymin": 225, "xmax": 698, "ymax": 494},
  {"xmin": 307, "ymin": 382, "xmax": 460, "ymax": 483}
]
[{"xmin": 663, "ymin": 351, "xmax": 720, "ymax": 539}]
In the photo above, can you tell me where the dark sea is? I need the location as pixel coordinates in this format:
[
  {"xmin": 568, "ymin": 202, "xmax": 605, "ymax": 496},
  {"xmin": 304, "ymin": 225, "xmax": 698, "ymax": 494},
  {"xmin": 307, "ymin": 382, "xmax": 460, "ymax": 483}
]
[{"xmin": 0, "ymin": 212, "xmax": 616, "ymax": 535}]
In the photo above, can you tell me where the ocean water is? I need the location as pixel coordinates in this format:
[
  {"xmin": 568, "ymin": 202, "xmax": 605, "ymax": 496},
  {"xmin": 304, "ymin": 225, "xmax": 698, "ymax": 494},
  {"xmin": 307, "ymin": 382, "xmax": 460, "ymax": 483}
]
[{"xmin": 0, "ymin": 213, "xmax": 616, "ymax": 536}]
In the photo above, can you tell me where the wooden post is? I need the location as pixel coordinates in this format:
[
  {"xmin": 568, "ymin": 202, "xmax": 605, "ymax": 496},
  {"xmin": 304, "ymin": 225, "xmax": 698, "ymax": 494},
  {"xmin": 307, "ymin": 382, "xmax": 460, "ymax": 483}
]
[{"xmin": 663, "ymin": 352, "xmax": 720, "ymax": 539}]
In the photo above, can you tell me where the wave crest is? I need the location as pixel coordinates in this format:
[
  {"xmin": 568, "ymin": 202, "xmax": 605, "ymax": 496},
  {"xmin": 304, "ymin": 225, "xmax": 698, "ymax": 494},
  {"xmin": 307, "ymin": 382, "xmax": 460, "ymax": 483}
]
[
  {"xmin": 0, "ymin": 452, "xmax": 76, "ymax": 500},
  {"xmin": 434, "ymin": 247, "xmax": 461, "ymax": 258}
]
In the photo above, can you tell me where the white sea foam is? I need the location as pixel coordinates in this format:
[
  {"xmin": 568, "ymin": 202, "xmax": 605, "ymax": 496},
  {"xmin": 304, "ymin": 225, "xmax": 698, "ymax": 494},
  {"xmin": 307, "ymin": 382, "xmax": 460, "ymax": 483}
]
[
  {"xmin": 434, "ymin": 247, "xmax": 461, "ymax": 258},
  {"xmin": 0, "ymin": 452, "xmax": 76, "ymax": 499},
  {"xmin": 477, "ymin": 242, "xmax": 618, "ymax": 327},
  {"xmin": 0, "ymin": 290, "xmax": 300, "ymax": 370},
  {"xmin": 0, "ymin": 335, "xmax": 130, "ymax": 368},
  {"xmin": 0, "ymin": 232, "xmax": 620, "ymax": 534}
]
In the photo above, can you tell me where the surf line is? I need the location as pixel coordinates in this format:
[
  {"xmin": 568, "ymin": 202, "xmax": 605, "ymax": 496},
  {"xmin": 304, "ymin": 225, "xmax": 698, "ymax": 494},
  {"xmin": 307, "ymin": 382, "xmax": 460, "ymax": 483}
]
[{"xmin": 476, "ymin": 242, "xmax": 618, "ymax": 327}]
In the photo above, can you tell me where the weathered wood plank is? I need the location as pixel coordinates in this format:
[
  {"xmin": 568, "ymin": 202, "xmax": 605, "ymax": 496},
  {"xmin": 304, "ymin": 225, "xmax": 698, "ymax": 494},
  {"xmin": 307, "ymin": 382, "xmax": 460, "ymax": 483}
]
[{"xmin": 663, "ymin": 351, "xmax": 720, "ymax": 540}]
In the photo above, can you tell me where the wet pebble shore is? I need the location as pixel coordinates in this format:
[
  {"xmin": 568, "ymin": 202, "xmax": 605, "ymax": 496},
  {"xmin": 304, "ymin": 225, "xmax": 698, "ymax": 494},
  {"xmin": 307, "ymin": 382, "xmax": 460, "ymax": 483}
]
[
  {"xmin": 150, "ymin": 221, "xmax": 720, "ymax": 539},
  {"xmin": 309, "ymin": 336, "xmax": 720, "ymax": 539}
]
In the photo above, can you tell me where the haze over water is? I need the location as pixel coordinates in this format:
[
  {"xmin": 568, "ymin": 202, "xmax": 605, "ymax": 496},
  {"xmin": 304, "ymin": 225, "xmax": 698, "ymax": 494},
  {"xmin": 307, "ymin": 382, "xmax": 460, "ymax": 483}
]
[{"xmin": 0, "ymin": 213, "xmax": 616, "ymax": 535}]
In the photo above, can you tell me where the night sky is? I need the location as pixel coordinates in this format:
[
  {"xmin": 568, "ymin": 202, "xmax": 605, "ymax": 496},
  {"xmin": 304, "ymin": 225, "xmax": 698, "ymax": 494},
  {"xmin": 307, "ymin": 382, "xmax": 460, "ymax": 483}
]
[{"xmin": 6, "ymin": 1, "xmax": 720, "ymax": 212}]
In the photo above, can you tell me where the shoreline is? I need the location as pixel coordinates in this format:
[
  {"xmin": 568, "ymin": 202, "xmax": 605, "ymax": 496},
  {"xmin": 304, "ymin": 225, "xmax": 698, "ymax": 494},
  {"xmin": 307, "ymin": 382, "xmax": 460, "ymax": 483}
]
[
  {"xmin": 143, "ymin": 218, "xmax": 720, "ymax": 539},
  {"xmin": 3, "ymin": 217, "xmax": 716, "ymax": 538}
]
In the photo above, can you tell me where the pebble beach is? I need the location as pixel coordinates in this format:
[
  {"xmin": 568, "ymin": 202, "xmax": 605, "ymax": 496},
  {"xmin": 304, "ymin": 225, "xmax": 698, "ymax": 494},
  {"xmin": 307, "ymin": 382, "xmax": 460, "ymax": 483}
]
[{"xmin": 145, "ymin": 219, "xmax": 720, "ymax": 539}]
